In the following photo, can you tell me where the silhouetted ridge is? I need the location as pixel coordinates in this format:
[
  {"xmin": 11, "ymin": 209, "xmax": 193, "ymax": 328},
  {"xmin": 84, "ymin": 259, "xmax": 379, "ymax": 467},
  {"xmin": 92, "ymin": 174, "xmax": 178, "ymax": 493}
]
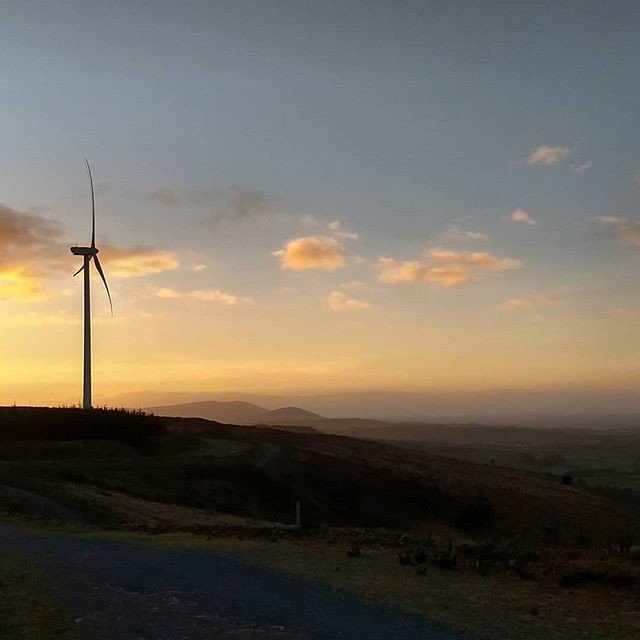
[
  {"xmin": 0, "ymin": 406, "xmax": 164, "ymax": 444},
  {"xmin": 145, "ymin": 400, "xmax": 325, "ymax": 425}
]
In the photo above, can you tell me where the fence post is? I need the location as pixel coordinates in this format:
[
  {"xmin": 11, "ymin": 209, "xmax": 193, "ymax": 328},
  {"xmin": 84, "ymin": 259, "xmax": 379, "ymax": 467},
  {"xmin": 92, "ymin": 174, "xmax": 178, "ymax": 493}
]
[{"xmin": 295, "ymin": 500, "xmax": 302, "ymax": 530}]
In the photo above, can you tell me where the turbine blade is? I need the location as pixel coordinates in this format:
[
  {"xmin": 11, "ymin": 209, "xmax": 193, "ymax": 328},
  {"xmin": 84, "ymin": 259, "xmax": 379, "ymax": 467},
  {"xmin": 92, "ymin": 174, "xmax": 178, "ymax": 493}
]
[
  {"xmin": 85, "ymin": 158, "xmax": 96, "ymax": 249},
  {"xmin": 73, "ymin": 264, "xmax": 85, "ymax": 277},
  {"xmin": 93, "ymin": 255, "xmax": 113, "ymax": 316}
]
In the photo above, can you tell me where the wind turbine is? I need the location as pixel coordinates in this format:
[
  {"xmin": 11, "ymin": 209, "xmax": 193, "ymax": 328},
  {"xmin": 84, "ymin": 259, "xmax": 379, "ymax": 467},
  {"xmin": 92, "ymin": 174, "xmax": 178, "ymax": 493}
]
[{"xmin": 70, "ymin": 159, "xmax": 113, "ymax": 410}]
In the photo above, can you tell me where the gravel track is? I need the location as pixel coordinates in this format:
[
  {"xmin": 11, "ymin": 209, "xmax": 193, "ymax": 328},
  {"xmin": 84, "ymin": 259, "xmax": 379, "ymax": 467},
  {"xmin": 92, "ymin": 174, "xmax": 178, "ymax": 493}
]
[{"xmin": 0, "ymin": 523, "xmax": 472, "ymax": 640}]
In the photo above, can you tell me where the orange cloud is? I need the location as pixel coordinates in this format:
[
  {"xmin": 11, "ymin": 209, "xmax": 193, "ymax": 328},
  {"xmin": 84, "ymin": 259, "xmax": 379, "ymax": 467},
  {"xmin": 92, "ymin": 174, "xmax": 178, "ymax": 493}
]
[
  {"xmin": 595, "ymin": 216, "xmax": 626, "ymax": 225},
  {"xmin": 156, "ymin": 287, "xmax": 181, "ymax": 299},
  {"xmin": 0, "ymin": 204, "xmax": 67, "ymax": 300},
  {"xmin": 100, "ymin": 246, "xmax": 179, "ymax": 278},
  {"xmin": 428, "ymin": 249, "xmax": 521, "ymax": 270},
  {"xmin": 376, "ymin": 259, "xmax": 472, "ymax": 287},
  {"xmin": 327, "ymin": 291, "xmax": 370, "ymax": 310},
  {"xmin": 273, "ymin": 235, "xmax": 347, "ymax": 271},
  {"xmin": 527, "ymin": 145, "xmax": 571, "ymax": 166},
  {"xmin": 0, "ymin": 203, "xmax": 179, "ymax": 301},
  {"xmin": 377, "ymin": 248, "xmax": 520, "ymax": 288},
  {"xmin": 0, "ymin": 267, "xmax": 45, "ymax": 300},
  {"xmin": 190, "ymin": 289, "xmax": 253, "ymax": 304},
  {"xmin": 156, "ymin": 288, "xmax": 252, "ymax": 305},
  {"xmin": 595, "ymin": 217, "xmax": 640, "ymax": 248}
]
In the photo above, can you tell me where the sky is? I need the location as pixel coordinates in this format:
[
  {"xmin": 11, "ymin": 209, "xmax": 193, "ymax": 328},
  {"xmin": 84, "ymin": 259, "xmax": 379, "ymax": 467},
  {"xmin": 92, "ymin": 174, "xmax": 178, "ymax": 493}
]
[{"xmin": 1, "ymin": 1, "xmax": 639, "ymax": 413}]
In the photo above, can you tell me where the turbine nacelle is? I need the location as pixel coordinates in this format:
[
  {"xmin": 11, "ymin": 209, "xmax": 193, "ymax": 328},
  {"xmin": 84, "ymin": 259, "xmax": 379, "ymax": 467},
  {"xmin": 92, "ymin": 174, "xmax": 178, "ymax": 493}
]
[{"xmin": 70, "ymin": 246, "xmax": 99, "ymax": 256}]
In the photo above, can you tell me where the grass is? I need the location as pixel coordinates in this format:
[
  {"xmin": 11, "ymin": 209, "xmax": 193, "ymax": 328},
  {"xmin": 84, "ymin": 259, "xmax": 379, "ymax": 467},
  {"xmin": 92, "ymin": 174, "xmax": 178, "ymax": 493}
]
[{"xmin": 0, "ymin": 552, "xmax": 71, "ymax": 639}]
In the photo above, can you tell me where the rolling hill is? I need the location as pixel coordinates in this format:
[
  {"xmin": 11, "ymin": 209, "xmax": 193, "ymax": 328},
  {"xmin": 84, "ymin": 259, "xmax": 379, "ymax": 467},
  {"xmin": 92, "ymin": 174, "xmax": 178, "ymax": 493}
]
[
  {"xmin": 146, "ymin": 400, "xmax": 325, "ymax": 426},
  {"xmin": 2, "ymin": 406, "xmax": 639, "ymax": 546}
]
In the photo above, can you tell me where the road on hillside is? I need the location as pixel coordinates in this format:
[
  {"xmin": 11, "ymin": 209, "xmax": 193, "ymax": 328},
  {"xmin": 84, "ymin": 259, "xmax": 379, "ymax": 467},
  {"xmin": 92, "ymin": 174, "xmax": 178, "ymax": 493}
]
[{"xmin": 0, "ymin": 523, "xmax": 472, "ymax": 640}]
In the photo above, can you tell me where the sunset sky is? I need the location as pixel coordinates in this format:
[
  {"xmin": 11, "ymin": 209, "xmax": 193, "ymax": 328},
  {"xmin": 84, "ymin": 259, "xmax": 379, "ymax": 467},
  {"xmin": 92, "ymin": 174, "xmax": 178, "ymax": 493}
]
[{"xmin": 1, "ymin": 1, "xmax": 639, "ymax": 411}]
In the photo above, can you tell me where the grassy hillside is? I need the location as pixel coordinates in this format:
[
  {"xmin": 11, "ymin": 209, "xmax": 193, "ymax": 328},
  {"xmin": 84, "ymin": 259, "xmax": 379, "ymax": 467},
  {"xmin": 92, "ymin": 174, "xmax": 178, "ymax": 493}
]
[{"xmin": 0, "ymin": 408, "xmax": 638, "ymax": 547}]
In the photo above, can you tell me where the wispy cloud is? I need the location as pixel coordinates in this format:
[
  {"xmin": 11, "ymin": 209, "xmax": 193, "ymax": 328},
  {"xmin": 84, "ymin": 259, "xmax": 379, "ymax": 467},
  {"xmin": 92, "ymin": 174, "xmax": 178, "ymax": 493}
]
[
  {"xmin": 156, "ymin": 287, "xmax": 252, "ymax": 305},
  {"xmin": 376, "ymin": 259, "xmax": 472, "ymax": 287},
  {"xmin": 328, "ymin": 221, "xmax": 359, "ymax": 240},
  {"xmin": 500, "ymin": 294, "xmax": 561, "ymax": 310},
  {"xmin": 571, "ymin": 161, "xmax": 593, "ymax": 174},
  {"xmin": 273, "ymin": 235, "xmax": 347, "ymax": 271},
  {"xmin": 527, "ymin": 145, "xmax": 571, "ymax": 166},
  {"xmin": 441, "ymin": 226, "xmax": 489, "ymax": 241},
  {"xmin": 428, "ymin": 249, "xmax": 521, "ymax": 270},
  {"xmin": 594, "ymin": 216, "xmax": 626, "ymax": 225},
  {"xmin": 595, "ymin": 216, "xmax": 640, "ymax": 248},
  {"xmin": 156, "ymin": 287, "xmax": 182, "ymax": 299},
  {"xmin": 100, "ymin": 246, "xmax": 179, "ymax": 278},
  {"xmin": 376, "ymin": 248, "xmax": 520, "ymax": 288},
  {"xmin": 327, "ymin": 291, "xmax": 370, "ymax": 310},
  {"xmin": 611, "ymin": 307, "xmax": 640, "ymax": 318},
  {"xmin": 339, "ymin": 280, "xmax": 368, "ymax": 291},
  {"xmin": 511, "ymin": 209, "xmax": 537, "ymax": 225},
  {"xmin": 148, "ymin": 187, "xmax": 275, "ymax": 226}
]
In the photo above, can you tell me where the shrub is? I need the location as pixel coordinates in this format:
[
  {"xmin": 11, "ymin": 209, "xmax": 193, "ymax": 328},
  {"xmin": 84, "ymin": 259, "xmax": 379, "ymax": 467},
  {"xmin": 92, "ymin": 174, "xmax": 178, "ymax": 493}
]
[
  {"xmin": 558, "ymin": 564, "xmax": 607, "ymax": 588},
  {"xmin": 453, "ymin": 498, "xmax": 493, "ymax": 532}
]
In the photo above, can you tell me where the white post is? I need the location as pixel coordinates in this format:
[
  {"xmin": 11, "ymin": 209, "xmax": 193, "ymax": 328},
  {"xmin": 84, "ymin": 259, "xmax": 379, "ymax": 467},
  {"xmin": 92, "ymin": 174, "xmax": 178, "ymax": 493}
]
[
  {"xmin": 295, "ymin": 500, "xmax": 302, "ymax": 530},
  {"xmin": 82, "ymin": 254, "xmax": 92, "ymax": 410}
]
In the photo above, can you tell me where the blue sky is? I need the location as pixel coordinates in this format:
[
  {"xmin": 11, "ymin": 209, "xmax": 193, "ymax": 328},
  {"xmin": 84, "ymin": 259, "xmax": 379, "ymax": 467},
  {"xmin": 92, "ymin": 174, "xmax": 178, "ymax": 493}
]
[{"xmin": 0, "ymin": 1, "xmax": 639, "ymax": 409}]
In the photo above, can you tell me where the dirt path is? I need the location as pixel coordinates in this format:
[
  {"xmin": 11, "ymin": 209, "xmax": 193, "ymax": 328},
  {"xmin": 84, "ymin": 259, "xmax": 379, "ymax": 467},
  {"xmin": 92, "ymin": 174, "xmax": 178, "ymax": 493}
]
[
  {"xmin": 0, "ymin": 485, "xmax": 84, "ymax": 524},
  {"xmin": 0, "ymin": 523, "xmax": 472, "ymax": 640}
]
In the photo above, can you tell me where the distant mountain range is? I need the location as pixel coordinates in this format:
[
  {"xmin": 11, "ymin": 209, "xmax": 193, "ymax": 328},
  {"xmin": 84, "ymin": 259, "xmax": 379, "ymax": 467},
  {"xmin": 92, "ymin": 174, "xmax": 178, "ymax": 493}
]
[
  {"xmin": 144, "ymin": 399, "xmax": 497, "ymax": 440},
  {"xmin": 119, "ymin": 389, "xmax": 640, "ymax": 425},
  {"xmin": 145, "ymin": 399, "xmax": 640, "ymax": 441},
  {"xmin": 145, "ymin": 400, "xmax": 325, "ymax": 426}
]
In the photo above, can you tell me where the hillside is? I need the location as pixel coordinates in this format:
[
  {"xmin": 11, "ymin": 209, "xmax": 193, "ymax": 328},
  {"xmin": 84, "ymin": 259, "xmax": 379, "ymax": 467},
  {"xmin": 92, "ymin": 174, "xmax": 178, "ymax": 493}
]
[
  {"xmin": 1, "ymin": 407, "xmax": 639, "ymax": 546},
  {"xmin": 257, "ymin": 407, "xmax": 324, "ymax": 423}
]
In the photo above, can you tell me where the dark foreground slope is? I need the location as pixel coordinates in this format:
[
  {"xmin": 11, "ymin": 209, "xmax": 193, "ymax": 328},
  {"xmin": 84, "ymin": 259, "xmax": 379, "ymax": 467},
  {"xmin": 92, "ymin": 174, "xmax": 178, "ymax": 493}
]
[
  {"xmin": 0, "ymin": 406, "xmax": 164, "ymax": 443},
  {"xmin": 1, "ymin": 407, "xmax": 639, "ymax": 546},
  {"xmin": 4, "ymin": 408, "xmax": 640, "ymax": 639}
]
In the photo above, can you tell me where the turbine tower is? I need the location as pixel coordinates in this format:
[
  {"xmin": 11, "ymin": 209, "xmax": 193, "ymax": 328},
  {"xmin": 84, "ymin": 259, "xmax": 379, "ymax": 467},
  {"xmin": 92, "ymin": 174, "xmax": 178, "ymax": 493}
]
[{"xmin": 70, "ymin": 160, "xmax": 113, "ymax": 410}]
